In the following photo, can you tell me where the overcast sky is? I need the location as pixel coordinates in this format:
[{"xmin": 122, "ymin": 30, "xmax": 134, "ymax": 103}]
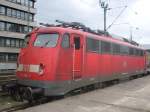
[{"xmin": 36, "ymin": 0, "xmax": 150, "ymax": 44}]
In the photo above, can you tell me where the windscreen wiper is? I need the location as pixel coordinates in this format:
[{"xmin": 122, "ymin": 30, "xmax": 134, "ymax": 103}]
[{"xmin": 41, "ymin": 41, "xmax": 50, "ymax": 48}]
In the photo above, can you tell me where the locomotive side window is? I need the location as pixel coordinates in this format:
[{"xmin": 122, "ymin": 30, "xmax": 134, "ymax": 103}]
[
  {"xmin": 61, "ymin": 33, "xmax": 70, "ymax": 48},
  {"xmin": 134, "ymin": 49, "xmax": 137, "ymax": 56},
  {"xmin": 112, "ymin": 44, "xmax": 120, "ymax": 54},
  {"xmin": 101, "ymin": 41, "xmax": 111, "ymax": 54},
  {"xmin": 129, "ymin": 47, "xmax": 134, "ymax": 55},
  {"xmin": 34, "ymin": 33, "xmax": 59, "ymax": 47},
  {"xmin": 120, "ymin": 46, "xmax": 129, "ymax": 55},
  {"xmin": 86, "ymin": 37, "xmax": 99, "ymax": 53},
  {"xmin": 137, "ymin": 49, "xmax": 143, "ymax": 56},
  {"xmin": 74, "ymin": 37, "xmax": 80, "ymax": 50},
  {"xmin": 140, "ymin": 50, "xmax": 144, "ymax": 56},
  {"xmin": 137, "ymin": 49, "xmax": 140, "ymax": 56}
]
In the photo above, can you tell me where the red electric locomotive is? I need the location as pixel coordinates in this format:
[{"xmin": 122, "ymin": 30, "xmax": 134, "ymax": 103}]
[{"xmin": 4, "ymin": 20, "xmax": 146, "ymax": 101}]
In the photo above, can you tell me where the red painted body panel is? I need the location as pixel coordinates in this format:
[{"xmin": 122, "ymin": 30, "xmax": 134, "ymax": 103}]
[
  {"xmin": 56, "ymin": 46, "xmax": 73, "ymax": 80},
  {"xmin": 16, "ymin": 27, "xmax": 146, "ymax": 83},
  {"xmin": 17, "ymin": 48, "xmax": 59, "ymax": 81}
]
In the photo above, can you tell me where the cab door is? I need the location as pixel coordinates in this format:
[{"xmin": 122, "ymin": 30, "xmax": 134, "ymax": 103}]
[{"xmin": 71, "ymin": 34, "xmax": 83, "ymax": 80}]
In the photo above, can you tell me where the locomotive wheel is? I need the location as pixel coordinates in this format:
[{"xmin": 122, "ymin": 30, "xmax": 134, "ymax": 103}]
[
  {"xmin": 9, "ymin": 89, "xmax": 19, "ymax": 101},
  {"xmin": 13, "ymin": 90, "xmax": 23, "ymax": 102},
  {"xmin": 9, "ymin": 88, "xmax": 22, "ymax": 102},
  {"xmin": 22, "ymin": 87, "xmax": 34, "ymax": 103},
  {"xmin": 9, "ymin": 88, "xmax": 15, "ymax": 98}
]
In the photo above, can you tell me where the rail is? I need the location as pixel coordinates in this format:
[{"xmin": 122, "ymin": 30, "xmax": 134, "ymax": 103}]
[
  {"xmin": 0, "ymin": 97, "xmax": 56, "ymax": 112},
  {"xmin": 0, "ymin": 103, "xmax": 30, "ymax": 112}
]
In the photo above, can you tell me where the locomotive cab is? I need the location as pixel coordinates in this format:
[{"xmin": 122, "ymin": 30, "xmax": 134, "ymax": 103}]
[{"xmin": 17, "ymin": 32, "xmax": 60, "ymax": 80}]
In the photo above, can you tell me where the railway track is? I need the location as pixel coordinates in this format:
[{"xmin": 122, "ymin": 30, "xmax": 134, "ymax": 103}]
[
  {"xmin": 0, "ymin": 103, "xmax": 31, "ymax": 112},
  {"xmin": 0, "ymin": 97, "xmax": 56, "ymax": 112}
]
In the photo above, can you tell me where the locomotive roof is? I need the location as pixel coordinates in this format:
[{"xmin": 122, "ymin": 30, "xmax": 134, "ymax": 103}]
[{"xmin": 32, "ymin": 26, "xmax": 144, "ymax": 50}]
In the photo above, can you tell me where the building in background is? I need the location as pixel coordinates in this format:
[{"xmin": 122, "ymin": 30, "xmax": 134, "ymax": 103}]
[{"xmin": 0, "ymin": 0, "xmax": 36, "ymax": 74}]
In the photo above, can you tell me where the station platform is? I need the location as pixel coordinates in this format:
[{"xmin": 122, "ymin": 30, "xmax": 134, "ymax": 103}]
[{"xmin": 18, "ymin": 75, "xmax": 150, "ymax": 112}]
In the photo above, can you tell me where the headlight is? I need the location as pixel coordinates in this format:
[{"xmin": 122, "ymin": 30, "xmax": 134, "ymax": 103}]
[{"xmin": 38, "ymin": 64, "xmax": 45, "ymax": 75}]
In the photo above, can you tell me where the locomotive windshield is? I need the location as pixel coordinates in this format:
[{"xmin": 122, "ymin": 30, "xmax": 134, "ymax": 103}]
[{"xmin": 34, "ymin": 33, "xmax": 59, "ymax": 47}]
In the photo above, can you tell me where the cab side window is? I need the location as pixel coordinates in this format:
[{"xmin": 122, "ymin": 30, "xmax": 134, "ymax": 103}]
[{"xmin": 61, "ymin": 33, "xmax": 70, "ymax": 48}]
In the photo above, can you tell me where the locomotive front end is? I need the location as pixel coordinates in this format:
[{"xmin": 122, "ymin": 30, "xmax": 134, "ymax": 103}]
[
  {"xmin": 17, "ymin": 32, "xmax": 59, "ymax": 80},
  {"xmin": 15, "ymin": 28, "xmax": 61, "ymax": 101}
]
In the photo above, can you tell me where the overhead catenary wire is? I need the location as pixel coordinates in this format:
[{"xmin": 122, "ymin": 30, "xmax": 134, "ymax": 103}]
[{"xmin": 106, "ymin": 5, "xmax": 127, "ymax": 30}]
